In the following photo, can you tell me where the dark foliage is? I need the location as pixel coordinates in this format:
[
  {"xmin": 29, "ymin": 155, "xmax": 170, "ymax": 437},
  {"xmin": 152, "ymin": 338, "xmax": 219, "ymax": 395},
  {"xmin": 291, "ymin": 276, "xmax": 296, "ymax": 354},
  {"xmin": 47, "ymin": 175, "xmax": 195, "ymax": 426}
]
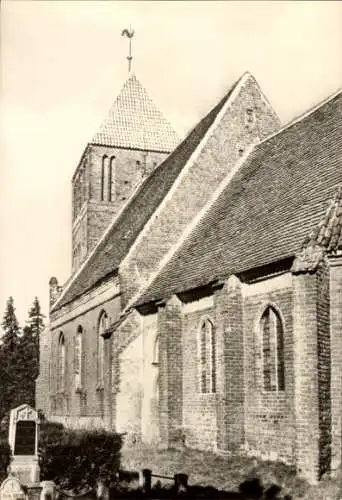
[
  {"xmin": 39, "ymin": 420, "xmax": 66, "ymax": 447},
  {"xmin": 26, "ymin": 296, "xmax": 45, "ymax": 378},
  {"xmin": 39, "ymin": 423, "xmax": 122, "ymax": 493},
  {"xmin": 239, "ymin": 478, "xmax": 264, "ymax": 498},
  {"xmin": 0, "ymin": 297, "xmax": 21, "ymax": 422},
  {"xmin": 0, "ymin": 296, "xmax": 45, "ymax": 423},
  {"xmin": 0, "ymin": 438, "xmax": 11, "ymax": 483},
  {"xmin": 105, "ymin": 476, "xmax": 292, "ymax": 500}
]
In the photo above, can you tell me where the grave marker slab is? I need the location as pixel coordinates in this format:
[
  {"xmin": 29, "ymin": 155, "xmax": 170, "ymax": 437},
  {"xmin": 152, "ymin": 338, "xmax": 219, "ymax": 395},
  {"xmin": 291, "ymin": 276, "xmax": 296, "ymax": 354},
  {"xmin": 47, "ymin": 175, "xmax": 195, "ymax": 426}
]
[
  {"xmin": 0, "ymin": 476, "xmax": 26, "ymax": 500},
  {"xmin": 8, "ymin": 405, "xmax": 40, "ymax": 486},
  {"xmin": 14, "ymin": 422, "xmax": 36, "ymax": 456}
]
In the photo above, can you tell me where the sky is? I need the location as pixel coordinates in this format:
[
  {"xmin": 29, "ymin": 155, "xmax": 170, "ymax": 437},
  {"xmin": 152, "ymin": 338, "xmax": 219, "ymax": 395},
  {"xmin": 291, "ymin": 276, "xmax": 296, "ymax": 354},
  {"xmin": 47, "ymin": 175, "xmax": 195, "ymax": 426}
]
[{"xmin": 0, "ymin": 0, "xmax": 342, "ymax": 326}]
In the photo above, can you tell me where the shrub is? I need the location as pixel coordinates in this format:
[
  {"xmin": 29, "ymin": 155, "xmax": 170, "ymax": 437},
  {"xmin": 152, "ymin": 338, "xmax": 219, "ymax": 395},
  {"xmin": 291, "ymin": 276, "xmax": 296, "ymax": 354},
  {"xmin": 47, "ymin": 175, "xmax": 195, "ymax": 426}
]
[
  {"xmin": 0, "ymin": 439, "xmax": 11, "ymax": 483},
  {"xmin": 39, "ymin": 422, "xmax": 122, "ymax": 493},
  {"xmin": 39, "ymin": 420, "xmax": 66, "ymax": 447}
]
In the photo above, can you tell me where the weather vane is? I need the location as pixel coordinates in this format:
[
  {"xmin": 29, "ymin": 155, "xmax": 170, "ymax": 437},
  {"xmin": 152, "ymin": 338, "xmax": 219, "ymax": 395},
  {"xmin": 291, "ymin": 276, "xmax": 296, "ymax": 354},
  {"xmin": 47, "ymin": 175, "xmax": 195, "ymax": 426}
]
[{"xmin": 121, "ymin": 26, "xmax": 135, "ymax": 73}]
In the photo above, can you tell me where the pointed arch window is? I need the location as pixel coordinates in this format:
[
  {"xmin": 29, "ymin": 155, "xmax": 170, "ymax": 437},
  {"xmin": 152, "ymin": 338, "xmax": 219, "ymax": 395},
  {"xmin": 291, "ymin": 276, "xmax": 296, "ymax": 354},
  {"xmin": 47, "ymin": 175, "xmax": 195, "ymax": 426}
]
[
  {"xmin": 101, "ymin": 155, "xmax": 115, "ymax": 202},
  {"xmin": 75, "ymin": 326, "xmax": 83, "ymax": 389},
  {"xmin": 108, "ymin": 156, "xmax": 115, "ymax": 201},
  {"xmin": 260, "ymin": 305, "xmax": 285, "ymax": 392},
  {"xmin": 101, "ymin": 156, "xmax": 108, "ymax": 201},
  {"xmin": 57, "ymin": 333, "xmax": 65, "ymax": 392},
  {"xmin": 198, "ymin": 317, "xmax": 216, "ymax": 394},
  {"xmin": 97, "ymin": 311, "xmax": 108, "ymax": 388}
]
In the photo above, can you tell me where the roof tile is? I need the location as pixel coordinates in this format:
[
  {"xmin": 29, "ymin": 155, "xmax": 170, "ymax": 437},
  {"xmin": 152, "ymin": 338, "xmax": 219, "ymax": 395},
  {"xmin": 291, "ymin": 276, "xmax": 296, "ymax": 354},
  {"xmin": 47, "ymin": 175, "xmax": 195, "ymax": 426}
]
[
  {"xmin": 135, "ymin": 91, "xmax": 342, "ymax": 306},
  {"xmin": 292, "ymin": 184, "xmax": 342, "ymax": 272}
]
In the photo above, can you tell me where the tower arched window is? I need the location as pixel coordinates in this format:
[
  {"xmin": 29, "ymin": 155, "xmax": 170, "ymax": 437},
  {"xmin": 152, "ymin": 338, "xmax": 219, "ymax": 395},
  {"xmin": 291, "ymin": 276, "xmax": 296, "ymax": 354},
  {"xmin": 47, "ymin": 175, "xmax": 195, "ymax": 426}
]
[
  {"xmin": 98, "ymin": 311, "xmax": 108, "ymax": 388},
  {"xmin": 198, "ymin": 317, "xmax": 216, "ymax": 394},
  {"xmin": 75, "ymin": 326, "xmax": 83, "ymax": 389},
  {"xmin": 57, "ymin": 333, "xmax": 65, "ymax": 391},
  {"xmin": 260, "ymin": 305, "xmax": 285, "ymax": 392},
  {"xmin": 108, "ymin": 156, "xmax": 115, "ymax": 201},
  {"xmin": 101, "ymin": 155, "xmax": 115, "ymax": 202},
  {"xmin": 81, "ymin": 163, "xmax": 87, "ymax": 206},
  {"xmin": 101, "ymin": 156, "xmax": 108, "ymax": 201}
]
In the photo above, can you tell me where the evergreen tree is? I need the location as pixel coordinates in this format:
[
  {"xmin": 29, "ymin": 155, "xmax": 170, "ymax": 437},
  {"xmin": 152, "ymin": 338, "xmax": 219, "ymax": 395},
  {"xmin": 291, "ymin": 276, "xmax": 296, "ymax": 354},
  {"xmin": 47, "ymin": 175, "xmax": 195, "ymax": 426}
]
[
  {"xmin": 0, "ymin": 297, "xmax": 21, "ymax": 422},
  {"xmin": 17, "ymin": 298, "xmax": 45, "ymax": 407},
  {"xmin": 0, "ymin": 297, "xmax": 45, "ymax": 422},
  {"xmin": 17, "ymin": 325, "xmax": 37, "ymax": 407},
  {"xmin": 26, "ymin": 297, "xmax": 45, "ymax": 377},
  {"xmin": 1, "ymin": 297, "xmax": 20, "ymax": 351}
]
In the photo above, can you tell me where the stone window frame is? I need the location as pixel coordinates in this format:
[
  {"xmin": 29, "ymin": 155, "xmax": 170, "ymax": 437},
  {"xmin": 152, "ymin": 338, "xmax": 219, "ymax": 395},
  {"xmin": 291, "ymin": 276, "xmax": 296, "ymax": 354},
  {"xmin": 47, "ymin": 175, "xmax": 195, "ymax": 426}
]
[
  {"xmin": 97, "ymin": 310, "xmax": 108, "ymax": 390},
  {"xmin": 74, "ymin": 325, "xmax": 83, "ymax": 391},
  {"xmin": 197, "ymin": 315, "xmax": 216, "ymax": 394},
  {"xmin": 256, "ymin": 302, "xmax": 286, "ymax": 393},
  {"xmin": 57, "ymin": 332, "xmax": 66, "ymax": 393}
]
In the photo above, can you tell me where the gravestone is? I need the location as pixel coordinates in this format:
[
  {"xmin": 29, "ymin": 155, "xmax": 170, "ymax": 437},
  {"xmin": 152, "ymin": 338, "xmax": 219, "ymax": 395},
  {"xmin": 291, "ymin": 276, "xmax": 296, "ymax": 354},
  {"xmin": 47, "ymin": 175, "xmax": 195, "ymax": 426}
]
[
  {"xmin": 0, "ymin": 475, "xmax": 26, "ymax": 500},
  {"xmin": 14, "ymin": 422, "xmax": 36, "ymax": 456},
  {"xmin": 8, "ymin": 405, "xmax": 40, "ymax": 486}
]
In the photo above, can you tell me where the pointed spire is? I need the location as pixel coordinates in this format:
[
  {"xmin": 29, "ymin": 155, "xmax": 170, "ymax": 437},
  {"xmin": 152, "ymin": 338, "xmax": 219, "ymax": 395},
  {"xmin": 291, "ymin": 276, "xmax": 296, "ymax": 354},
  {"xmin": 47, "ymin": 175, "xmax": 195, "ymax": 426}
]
[{"xmin": 91, "ymin": 73, "xmax": 180, "ymax": 152}]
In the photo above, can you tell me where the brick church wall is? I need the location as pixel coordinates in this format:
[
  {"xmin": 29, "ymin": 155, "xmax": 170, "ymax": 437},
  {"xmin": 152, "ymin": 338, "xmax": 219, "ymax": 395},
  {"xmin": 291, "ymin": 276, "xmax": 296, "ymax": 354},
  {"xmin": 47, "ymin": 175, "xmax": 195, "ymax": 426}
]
[
  {"xmin": 141, "ymin": 312, "xmax": 160, "ymax": 445},
  {"xmin": 72, "ymin": 145, "xmax": 169, "ymax": 273},
  {"xmin": 112, "ymin": 309, "xmax": 143, "ymax": 440},
  {"xmin": 36, "ymin": 326, "xmax": 52, "ymax": 417},
  {"xmin": 214, "ymin": 276, "xmax": 244, "ymax": 453},
  {"xmin": 88, "ymin": 145, "xmax": 168, "ymax": 207},
  {"xmin": 292, "ymin": 272, "xmax": 321, "ymax": 483},
  {"xmin": 329, "ymin": 256, "xmax": 342, "ymax": 473},
  {"xmin": 158, "ymin": 296, "xmax": 183, "ymax": 446},
  {"xmin": 49, "ymin": 291, "xmax": 121, "ymax": 429},
  {"xmin": 242, "ymin": 274, "xmax": 296, "ymax": 464},
  {"xmin": 316, "ymin": 262, "xmax": 331, "ymax": 477},
  {"xmin": 156, "ymin": 273, "xmax": 297, "ymax": 459},
  {"xmin": 182, "ymin": 300, "xmax": 217, "ymax": 451},
  {"xmin": 115, "ymin": 334, "xmax": 143, "ymax": 439}
]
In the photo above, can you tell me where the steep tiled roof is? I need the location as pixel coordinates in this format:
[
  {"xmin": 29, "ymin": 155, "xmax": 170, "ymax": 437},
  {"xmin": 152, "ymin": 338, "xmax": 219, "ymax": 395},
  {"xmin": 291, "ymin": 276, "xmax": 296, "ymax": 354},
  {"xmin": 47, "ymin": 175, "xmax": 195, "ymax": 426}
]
[
  {"xmin": 91, "ymin": 73, "xmax": 179, "ymax": 152},
  {"xmin": 292, "ymin": 185, "xmax": 342, "ymax": 272},
  {"xmin": 52, "ymin": 77, "xmax": 239, "ymax": 311},
  {"xmin": 135, "ymin": 91, "xmax": 342, "ymax": 307}
]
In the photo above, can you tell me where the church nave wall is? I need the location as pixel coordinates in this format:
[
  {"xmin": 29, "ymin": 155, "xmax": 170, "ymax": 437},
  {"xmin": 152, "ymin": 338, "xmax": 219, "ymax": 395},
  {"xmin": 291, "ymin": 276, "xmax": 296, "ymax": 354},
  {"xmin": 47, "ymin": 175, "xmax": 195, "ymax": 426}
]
[{"xmin": 48, "ymin": 293, "xmax": 121, "ymax": 430}]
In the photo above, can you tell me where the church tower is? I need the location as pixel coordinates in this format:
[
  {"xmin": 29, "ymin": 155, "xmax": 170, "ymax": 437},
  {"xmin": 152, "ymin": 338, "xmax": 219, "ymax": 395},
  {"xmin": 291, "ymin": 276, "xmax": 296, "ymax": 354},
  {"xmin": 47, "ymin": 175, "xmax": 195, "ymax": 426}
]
[{"xmin": 71, "ymin": 73, "xmax": 179, "ymax": 272}]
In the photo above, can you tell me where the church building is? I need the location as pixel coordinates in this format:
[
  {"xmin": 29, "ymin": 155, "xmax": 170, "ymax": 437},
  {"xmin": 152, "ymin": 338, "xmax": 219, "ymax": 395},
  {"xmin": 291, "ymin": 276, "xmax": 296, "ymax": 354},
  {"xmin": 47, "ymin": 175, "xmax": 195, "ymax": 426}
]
[{"xmin": 36, "ymin": 68, "xmax": 342, "ymax": 485}]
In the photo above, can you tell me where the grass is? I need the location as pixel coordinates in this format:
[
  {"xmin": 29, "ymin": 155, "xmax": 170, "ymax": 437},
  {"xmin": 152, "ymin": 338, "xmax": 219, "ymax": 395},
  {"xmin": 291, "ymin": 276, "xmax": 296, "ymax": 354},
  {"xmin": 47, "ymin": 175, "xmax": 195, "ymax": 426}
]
[{"xmin": 121, "ymin": 443, "xmax": 341, "ymax": 500}]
